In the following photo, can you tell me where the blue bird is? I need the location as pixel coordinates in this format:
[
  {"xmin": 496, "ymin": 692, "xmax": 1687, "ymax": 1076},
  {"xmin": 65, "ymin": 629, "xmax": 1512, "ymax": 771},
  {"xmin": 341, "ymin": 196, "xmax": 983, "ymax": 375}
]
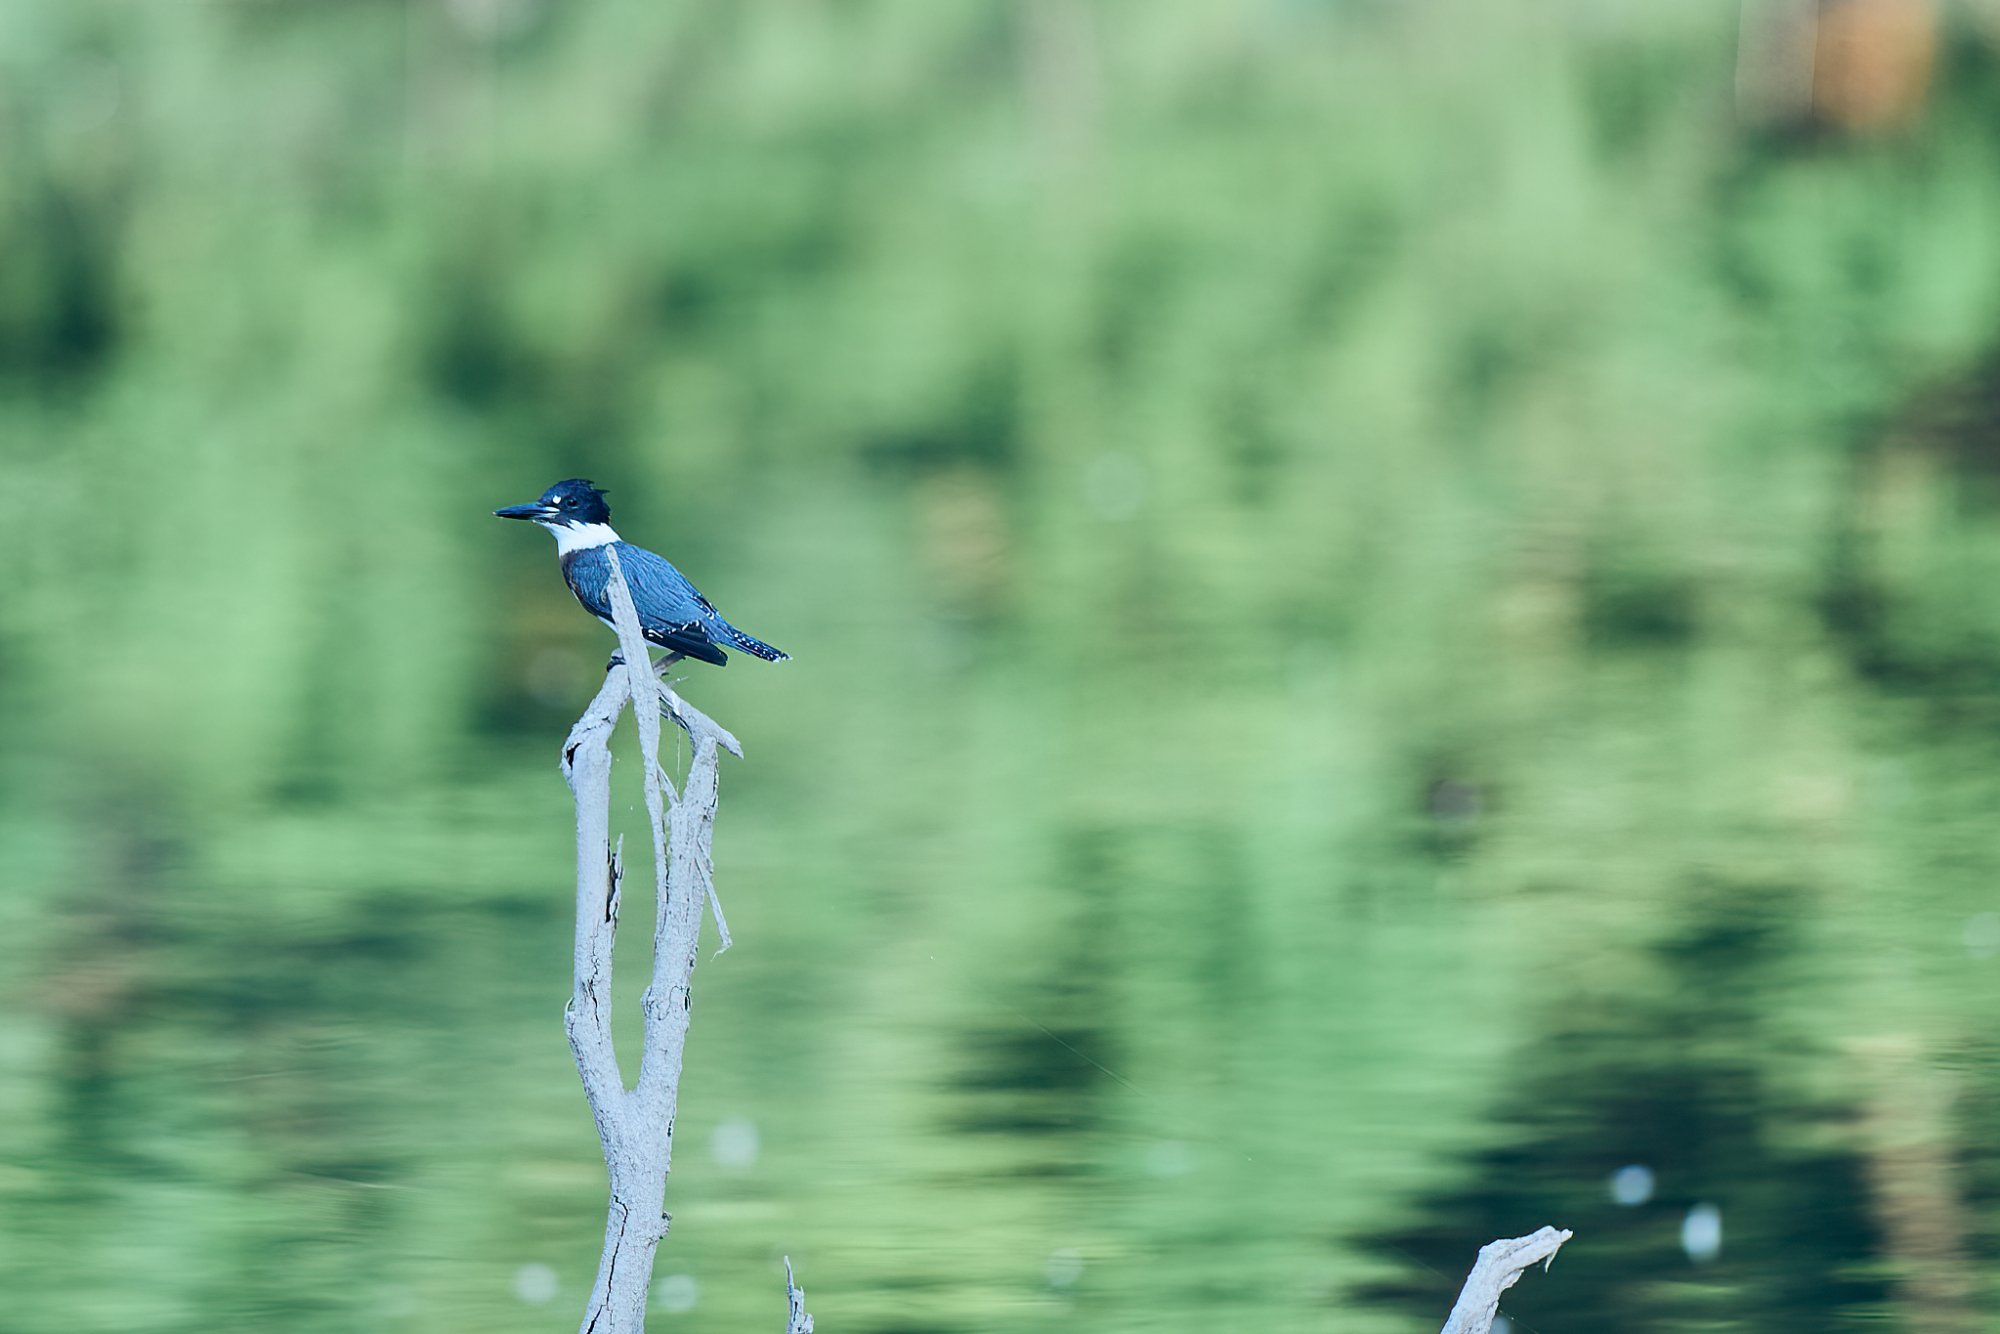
[{"xmin": 495, "ymin": 479, "xmax": 789, "ymax": 669}]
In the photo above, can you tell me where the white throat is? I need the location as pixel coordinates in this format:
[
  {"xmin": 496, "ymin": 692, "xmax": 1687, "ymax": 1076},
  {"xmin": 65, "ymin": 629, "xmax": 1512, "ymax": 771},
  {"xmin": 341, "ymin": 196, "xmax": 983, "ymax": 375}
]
[{"xmin": 545, "ymin": 520, "xmax": 620, "ymax": 554}]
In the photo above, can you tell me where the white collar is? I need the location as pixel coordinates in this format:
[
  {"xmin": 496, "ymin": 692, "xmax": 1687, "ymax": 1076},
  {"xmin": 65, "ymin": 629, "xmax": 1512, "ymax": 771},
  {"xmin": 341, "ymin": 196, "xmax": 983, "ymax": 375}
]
[{"xmin": 546, "ymin": 521, "xmax": 620, "ymax": 554}]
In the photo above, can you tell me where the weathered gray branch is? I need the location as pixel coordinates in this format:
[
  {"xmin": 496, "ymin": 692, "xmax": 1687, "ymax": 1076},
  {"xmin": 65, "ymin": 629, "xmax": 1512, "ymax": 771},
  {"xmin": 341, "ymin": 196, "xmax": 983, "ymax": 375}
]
[
  {"xmin": 562, "ymin": 670, "xmax": 628, "ymax": 1162},
  {"xmin": 556, "ymin": 551, "xmax": 758, "ymax": 1334},
  {"xmin": 1439, "ymin": 1226, "xmax": 1573, "ymax": 1334},
  {"xmin": 784, "ymin": 1256, "xmax": 814, "ymax": 1333}
]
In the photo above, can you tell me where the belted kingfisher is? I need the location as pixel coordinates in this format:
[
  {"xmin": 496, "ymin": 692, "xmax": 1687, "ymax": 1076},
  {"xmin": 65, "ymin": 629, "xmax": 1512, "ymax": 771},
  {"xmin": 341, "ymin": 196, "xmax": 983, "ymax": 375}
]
[{"xmin": 495, "ymin": 478, "xmax": 789, "ymax": 668}]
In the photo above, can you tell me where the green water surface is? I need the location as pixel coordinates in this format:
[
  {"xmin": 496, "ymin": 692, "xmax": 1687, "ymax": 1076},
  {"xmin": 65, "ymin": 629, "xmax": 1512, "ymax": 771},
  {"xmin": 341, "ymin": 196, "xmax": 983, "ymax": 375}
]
[{"xmin": 3, "ymin": 4, "xmax": 2000, "ymax": 1331}]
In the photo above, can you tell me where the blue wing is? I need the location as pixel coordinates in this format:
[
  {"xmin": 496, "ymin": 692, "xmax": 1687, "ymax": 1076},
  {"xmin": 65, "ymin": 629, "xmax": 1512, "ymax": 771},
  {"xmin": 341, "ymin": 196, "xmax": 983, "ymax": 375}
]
[{"xmin": 561, "ymin": 543, "xmax": 730, "ymax": 665}]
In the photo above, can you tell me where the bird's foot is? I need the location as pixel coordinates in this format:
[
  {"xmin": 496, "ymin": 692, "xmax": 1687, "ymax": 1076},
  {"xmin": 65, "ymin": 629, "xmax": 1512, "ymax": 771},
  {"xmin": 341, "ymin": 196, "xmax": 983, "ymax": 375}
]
[
  {"xmin": 608, "ymin": 650, "xmax": 688, "ymax": 691},
  {"xmin": 606, "ymin": 649, "xmax": 686, "ymax": 674}
]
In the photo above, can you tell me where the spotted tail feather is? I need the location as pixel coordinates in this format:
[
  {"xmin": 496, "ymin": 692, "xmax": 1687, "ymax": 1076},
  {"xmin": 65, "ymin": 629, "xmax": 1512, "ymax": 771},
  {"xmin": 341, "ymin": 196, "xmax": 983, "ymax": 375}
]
[{"xmin": 719, "ymin": 623, "xmax": 789, "ymax": 662}]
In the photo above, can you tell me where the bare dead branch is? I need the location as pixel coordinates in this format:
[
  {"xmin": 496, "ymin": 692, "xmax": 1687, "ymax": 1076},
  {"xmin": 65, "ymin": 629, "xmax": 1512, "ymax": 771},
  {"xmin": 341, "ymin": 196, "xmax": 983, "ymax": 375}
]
[
  {"xmin": 560, "ymin": 673, "xmax": 630, "ymax": 1156},
  {"xmin": 608, "ymin": 547, "xmax": 734, "ymax": 950},
  {"xmin": 784, "ymin": 1256, "xmax": 814, "ymax": 1334},
  {"xmin": 560, "ymin": 553, "xmax": 752, "ymax": 1333},
  {"xmin": 661, "ymin": 677, "xmax": 743, "ymax": 758},
  {"xmin": 1439, "ymin": 1226, "xmax": 1573, "ymax": 1334}
]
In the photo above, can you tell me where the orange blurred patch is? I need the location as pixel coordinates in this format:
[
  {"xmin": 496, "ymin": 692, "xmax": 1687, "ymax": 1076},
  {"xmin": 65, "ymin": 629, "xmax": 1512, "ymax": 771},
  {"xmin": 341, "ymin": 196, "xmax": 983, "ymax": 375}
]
[{"xmin": 1813, "ymin": 0, "xmax": 1937, "ymax": 132}]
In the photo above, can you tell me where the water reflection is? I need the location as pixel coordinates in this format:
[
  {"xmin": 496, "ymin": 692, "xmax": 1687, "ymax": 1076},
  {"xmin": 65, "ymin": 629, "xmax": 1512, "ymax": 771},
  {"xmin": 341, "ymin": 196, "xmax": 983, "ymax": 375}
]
[
  {"xmin": 4, "ymin": 3, "xmax": 2000, "ymax": 1332},
  {"xmin": 1366, "ymin": 888, "xmax": 1908, "ymax": 1330}
]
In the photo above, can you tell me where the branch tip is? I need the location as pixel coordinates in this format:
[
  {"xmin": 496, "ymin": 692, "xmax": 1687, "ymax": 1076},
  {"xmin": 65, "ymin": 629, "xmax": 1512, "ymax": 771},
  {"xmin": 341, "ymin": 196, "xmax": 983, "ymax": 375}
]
[
  {"xmin": 783, "ymin": 1257, "xmax": 814, "ymax": 1334},
  {"xmin": 1440, "ymin": 1226, "xmax": 1573, "ymax": 1334}
]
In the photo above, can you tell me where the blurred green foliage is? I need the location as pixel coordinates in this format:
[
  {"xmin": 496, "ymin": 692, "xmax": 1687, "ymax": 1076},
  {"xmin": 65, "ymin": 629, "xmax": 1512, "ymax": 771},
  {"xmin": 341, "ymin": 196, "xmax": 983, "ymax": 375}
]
[{"xmin": 4, "ymin": 1, "xmax": 2000, "ymax": 1331}]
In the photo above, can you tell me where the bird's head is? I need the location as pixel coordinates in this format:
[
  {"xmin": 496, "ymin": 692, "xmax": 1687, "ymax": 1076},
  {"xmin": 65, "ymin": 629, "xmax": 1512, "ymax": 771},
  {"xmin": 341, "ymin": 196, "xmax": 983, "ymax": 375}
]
[{"xmin": 495, "ymin": 478, "xmax": 613, "ymax": 529}]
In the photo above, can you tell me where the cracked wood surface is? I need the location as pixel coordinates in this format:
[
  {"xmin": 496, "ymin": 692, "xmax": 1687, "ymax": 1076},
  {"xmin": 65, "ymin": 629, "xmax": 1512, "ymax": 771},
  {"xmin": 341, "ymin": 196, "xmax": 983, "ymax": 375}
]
[{"xmin": 557, "ymin": 552, "xmax": 743, "ymax": 1334}]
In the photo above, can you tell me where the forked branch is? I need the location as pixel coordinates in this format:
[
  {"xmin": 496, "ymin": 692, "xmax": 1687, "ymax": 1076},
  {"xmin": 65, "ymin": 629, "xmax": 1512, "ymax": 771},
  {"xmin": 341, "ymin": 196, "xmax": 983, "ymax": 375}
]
[{"xmin": 553, "ymin": 552, "xmax": 760, "ymax": 1333}]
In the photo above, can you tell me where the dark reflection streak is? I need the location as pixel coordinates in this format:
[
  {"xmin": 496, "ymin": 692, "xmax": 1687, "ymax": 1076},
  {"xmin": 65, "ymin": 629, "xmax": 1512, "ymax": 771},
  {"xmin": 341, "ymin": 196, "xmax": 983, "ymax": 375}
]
[
  {"xmin": 1006, "ymin": 1007, "xmax": 1144, "ymax": 1094},
  {"xmin": 1361, "ymin": 882, "xmax": 1894, "ymax": 1331}
]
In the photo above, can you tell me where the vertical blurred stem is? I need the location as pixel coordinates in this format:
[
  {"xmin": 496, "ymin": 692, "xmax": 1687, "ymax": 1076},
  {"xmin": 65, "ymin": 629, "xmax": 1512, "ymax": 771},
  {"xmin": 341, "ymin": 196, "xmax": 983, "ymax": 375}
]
[
  {"xmin": 1020, "ymin": 0, "xmax": 1099, "ymax": 178},
  {"xmin": 1852, "ymin": 1037, "xmax": 1977, "ymax": 1333},
  {"xmin": 556, "ymin": 553, "xmax": 740, "ymax": 1333}
]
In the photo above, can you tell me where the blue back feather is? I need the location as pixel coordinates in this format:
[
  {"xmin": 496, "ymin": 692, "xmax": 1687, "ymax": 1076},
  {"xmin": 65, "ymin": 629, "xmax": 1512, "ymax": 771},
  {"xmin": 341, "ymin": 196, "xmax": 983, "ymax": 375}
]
[{"xmin": 561, "ymin": 542, "xmax": 787, "ymax": 665}]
